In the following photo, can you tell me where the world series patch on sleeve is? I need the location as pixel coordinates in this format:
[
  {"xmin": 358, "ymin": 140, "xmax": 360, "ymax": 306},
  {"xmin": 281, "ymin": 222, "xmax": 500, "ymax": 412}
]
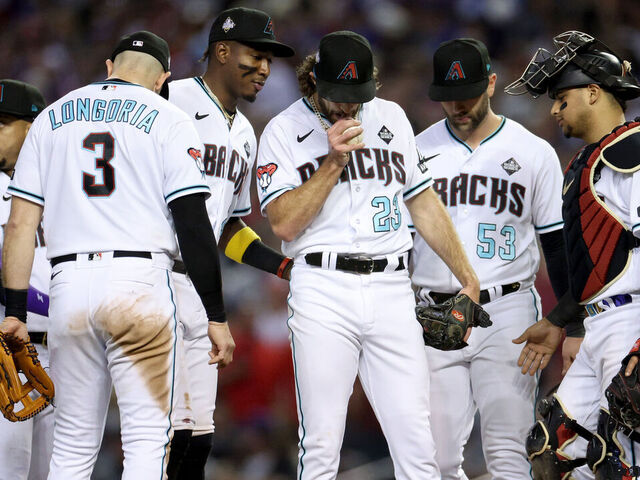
[{"xmin": 0, "ymin": 332, "xmax": 54, "ymax": 422}]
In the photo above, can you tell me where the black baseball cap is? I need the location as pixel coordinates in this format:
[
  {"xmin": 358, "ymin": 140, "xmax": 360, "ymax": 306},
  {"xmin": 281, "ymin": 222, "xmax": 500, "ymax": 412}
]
[
  {"xmin": 429, "ymin": 38, "xmax": 492, "ymax": 102},
  {"xmin": 0, "ymin": 80, "xmax": 45, "ymax": 120},
  {"xmin": 208, "ymin": 7, "xmax": 294, "ymax": 57},
  {"xmin": 314, "ymin": 31, "xmax": 376, "ymax": 104},
  {"xmin": 110, "ymin": 30, "xmax": 170, "ymax": 99}
]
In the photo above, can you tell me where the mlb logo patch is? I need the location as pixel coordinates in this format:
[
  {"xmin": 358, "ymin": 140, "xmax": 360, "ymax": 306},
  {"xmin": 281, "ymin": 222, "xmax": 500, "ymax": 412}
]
[
  {"xmin": 102, "ymin": 85, "xmax": 117, "ymax": 91},
  {"xmin": 222, "ymin": 17, "xmax": 235, "ymax": 33},
  {"xmin": 501, "ymin": 157, "xmax": 521, "ymax": 176},
  {"xmin": 445, "ymin": 61, "xmax": 465, "ymax": 81},
  {"xmin": 133, "ymin": 40, "xmax": 144, "ymax": 47},
  {"xmin": 377, "ymin": 125, "xmax": 394, "ymax": 144}
]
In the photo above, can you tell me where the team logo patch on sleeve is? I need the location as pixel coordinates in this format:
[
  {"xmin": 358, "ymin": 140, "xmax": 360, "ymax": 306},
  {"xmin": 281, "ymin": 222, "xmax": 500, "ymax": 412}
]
[
  {"xmin": 188, "ymin": 147, "xmax": 206, "ymax": 178},
  {"xmin": 445, "ymin": 61, "xmax": 465, "ymax": 81},
  {"xmin": 377, "ymin": 125, "xmax": 394, "ymax": 144},
  {"xmin": 257, "ymin": 163, "xmax": 278, "ymax": 192},
  {"xmin": 501, "ymin": 157, "xmax": 521, "ymax": 176}
]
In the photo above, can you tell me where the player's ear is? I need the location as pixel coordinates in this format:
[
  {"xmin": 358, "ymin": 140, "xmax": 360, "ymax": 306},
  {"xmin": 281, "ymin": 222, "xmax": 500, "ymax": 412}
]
[
  {"xmin": 486, "ymin": 73, "xmax": 497, "ymax": 98},
  {"xmin": 105, "ymin": 59, "xmax": 114, "ymax": 77},
  {"xmin": 587, "ymin": 84, "xmax": 601, "ymax": 105},
  {"xmin": 309, "ymin": 70, "xmax": 317, "ymax": 86},
  {"xmin": 214, "ymin": 42, "xmax": 231, "ymax": 65},
  {"xmin": 154, "ymin": 71, "xmax": 171, "ymax": 95}
]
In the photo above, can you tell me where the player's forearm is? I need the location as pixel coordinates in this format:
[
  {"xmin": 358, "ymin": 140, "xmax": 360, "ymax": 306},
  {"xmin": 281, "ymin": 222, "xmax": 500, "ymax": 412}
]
[
  {"xmin": 408, "ymin": 188, "xmax": 479, "ymax": 293},
  {"xmin": 169, "ymin": 193, "xmax": 226, "ymax": 323},
  {"xmin": 266, "ymin": 159, "xmax": 345, "ymax": 242},
  {"xmin": 2, "ymin": 201, "xmax": 42, "ymax": 291},
  {"xmin": 220, "ymin": 218, "xmax": 292, "ymax": 279}
]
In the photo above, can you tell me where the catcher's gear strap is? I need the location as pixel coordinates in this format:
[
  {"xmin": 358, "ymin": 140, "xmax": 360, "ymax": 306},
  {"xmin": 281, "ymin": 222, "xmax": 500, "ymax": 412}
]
[
  {"xmin": 586, "ymin": 409, "xmax": 640, "ymax": 479},
  {"xmin": 0, "ymin": 333, "xmax": 54, "ymax": 422},
  {"xmin": 526, "ymin": 394, "xmax": 593, "ymax": 479},
  {"xmin": 224, "ymin": 226, "xmax": 260, "ymax": 264},
  {"xmin": 562, "ymin": 121, "xmax": 640, "ymax": 303}
]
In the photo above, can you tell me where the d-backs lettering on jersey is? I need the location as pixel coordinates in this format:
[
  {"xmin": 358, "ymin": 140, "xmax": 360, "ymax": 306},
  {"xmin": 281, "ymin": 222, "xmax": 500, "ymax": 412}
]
[
  {"xmin": 411, "ymin": 117, "xmax": 564, "ymax": 292},
  {"xmin": 257, "ymin": 97, "xmax": 432, "ymax": 258},
  {"xmin": 170, "ymin": 77, "xmax": 256, "ymax": 238},
  {"xmin": 10, "ymin": 80, "xmax": 209, "ymax": 258}
]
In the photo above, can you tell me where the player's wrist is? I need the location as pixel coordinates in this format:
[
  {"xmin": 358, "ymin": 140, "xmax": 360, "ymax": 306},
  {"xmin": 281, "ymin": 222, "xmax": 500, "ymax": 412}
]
[{"xmin": 4, "ymin": 288, "xmax": 28, "ymax": 323}]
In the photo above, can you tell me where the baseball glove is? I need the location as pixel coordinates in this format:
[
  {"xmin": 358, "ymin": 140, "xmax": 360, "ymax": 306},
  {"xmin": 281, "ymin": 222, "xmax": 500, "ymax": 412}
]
[
  {"xmin": 416, "ymin": 294, "xmax": 492, "ymax": 350},
  {"xmin": 606, "ymin": 338, "xmax": 640, "ymax": 429},
  {"xmin": 0, "ymin": 333, "xmax": 54, "ymax": 422}
]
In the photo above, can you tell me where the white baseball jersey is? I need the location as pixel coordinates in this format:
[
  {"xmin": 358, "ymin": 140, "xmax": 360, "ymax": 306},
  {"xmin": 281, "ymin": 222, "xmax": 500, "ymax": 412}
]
[
  {"xmin": 411, "ymin": 117, "xmax": 564, "ymax": 292},
  {"xmin": 9, "ymin": 80, "xmax": 209, "ymax": 258},
  {"xmin": 0, "ymin": 173, "xmax": 50, "ymax": 332},
  {"xmin": 169, "ymin": 77, "xmax": 255, "ymax": 239},
  {"xmin": 257, "ymin": 97, "xmax": 433, "ymax": 257}
]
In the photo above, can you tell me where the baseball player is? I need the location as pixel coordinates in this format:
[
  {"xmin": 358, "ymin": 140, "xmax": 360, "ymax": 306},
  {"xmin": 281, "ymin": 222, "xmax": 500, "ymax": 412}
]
[
  {"xmin": 506, "ymin": 31, "xmax": 640, "ymax": 479},
  {"xmin": 0, "ymin": 79, "xmax": 51, "ymax": 480},
  {"xmin": 410, "ymin": 38, "xmax": 569, "ymax": 479},
  {"xmin": 0, "ymin": 31, "xmax": 232, "ymax": 480},
  {"xmin": 166, "ymin": 8, "xmax": 294, "ymax": 479},
  {"xmin": 257, "ymin": 30, "xmax": 481, "ymax": 480}
]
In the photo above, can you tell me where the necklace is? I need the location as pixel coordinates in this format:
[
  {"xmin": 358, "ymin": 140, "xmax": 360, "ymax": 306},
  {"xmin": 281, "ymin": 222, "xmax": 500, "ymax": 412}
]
[
  {"xmin": 199, "ymin": 77, "xmax": 236, "ymax": 129},
  {"xmin": 307, "ymin": 95, "xmax": 330, "ymax": 131}
]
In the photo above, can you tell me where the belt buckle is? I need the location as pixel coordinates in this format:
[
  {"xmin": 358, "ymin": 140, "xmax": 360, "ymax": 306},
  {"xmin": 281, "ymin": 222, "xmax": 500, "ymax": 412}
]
[{"xmin": 347, "ymin": 255, "xmax": 374, "ymax": 275}]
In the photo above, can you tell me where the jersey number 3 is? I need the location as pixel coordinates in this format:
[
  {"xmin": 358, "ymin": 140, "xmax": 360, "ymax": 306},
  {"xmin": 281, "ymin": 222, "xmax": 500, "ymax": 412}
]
[{"xmin": 82, "ymin": 132, "xmax": 115, "ymax": 197}]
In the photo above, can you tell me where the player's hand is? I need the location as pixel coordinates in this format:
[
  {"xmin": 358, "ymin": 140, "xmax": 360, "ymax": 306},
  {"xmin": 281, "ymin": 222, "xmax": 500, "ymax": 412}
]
[
  {"xmin": 207, "ymin": 322, "xmax": 235, "ymax": 368},
  {"xmin": 561, "ymin": 336, "xmax": 583, "ymax": 375},
  {"xmin": 0, "ymin": 317, "xmax": 29, "ymax": 343},
  {"xmin": 326, "ymin": 119, "xmax": 364, "ymax": 167},
  {"xmin": 512, "ymin": 318, "xmax": 563, "ymax": 376},
  {"xmin": 457, "ymin": 284, "xmax": 480, "ymax": 342}
]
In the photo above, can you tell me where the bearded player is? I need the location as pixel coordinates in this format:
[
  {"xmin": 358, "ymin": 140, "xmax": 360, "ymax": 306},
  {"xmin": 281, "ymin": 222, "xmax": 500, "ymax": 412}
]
[{"xmin": 167, "ymin": 8, "xmax": 294, "ymax": 479}]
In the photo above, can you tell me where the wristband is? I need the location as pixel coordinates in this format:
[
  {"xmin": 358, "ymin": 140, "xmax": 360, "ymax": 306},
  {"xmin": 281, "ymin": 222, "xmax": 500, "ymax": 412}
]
[
  {"xmin": 207, "ymin": 311, "xmax": 227, "ymax": 323},
  {"xmin": 5, "ymin": 288, "xmax": 28, "ymax": 323},
  {"xmin": 277, "ymin": 257, "xmax": 293, "ymax": 279}
]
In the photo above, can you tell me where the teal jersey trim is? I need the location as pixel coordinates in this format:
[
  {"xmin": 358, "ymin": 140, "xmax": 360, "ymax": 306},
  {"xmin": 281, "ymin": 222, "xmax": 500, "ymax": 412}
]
[
  {"xmin": 160, "ymin": 269, "xmax": 179, "ymax": 480},
  {"xmin": 165, "ymin": 184, "xmax": 209, "ymax": 202},
  {"xmin": 7, "ymin": 186, "xmax": 44, "ymax": 203},
  {"xmin": 287, "ymin": 292, "xmax": 307, "ymax": 479},
  {"xmin": 534, "ymin": 220, "xmax": 564, "ymax": 231},
  {"xmin": 260, "ymin": 186, "xmax": 294, "ymax": 208},
  {"xmin": 444, "ymin": 116, "xmax": 506, "ymax": 153},
  {"xmin": 302, "ymin": 97, "xmax": 331, "ymax": 124},
  {"xmin": 194, "ymin": 77, "xmax": 230, "ymax": 121},
  {"xmin": 403, "ymin": 178, "xmax": 432, "ymax": 199}
]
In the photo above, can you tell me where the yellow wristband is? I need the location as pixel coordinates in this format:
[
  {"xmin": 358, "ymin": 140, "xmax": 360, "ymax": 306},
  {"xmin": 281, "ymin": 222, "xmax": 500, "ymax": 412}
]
[{"xmin": 224, "ymin": 226, "xmax": 261, "ymax": 264}]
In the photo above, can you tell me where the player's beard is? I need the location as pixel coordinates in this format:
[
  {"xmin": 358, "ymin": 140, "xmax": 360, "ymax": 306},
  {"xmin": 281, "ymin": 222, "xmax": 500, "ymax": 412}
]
[
  {"xmin": 316, "ymin": 96, "xmax": 361, "ymax": 124},
  {"xmin": 445, "ymin": 93, "xmax": 490, "ymax": 133}
]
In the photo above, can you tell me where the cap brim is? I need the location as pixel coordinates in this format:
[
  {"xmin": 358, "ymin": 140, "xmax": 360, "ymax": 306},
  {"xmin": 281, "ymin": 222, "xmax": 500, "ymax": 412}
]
[
  {"xmin": 241, "ymin": 39, "xmax": 295, "ymax": 57},
  {"xmin": 316, "ymin": 77, "xmax": 376, "ymax": 103},
  {"xmin": 428, "ymin": 79, "xmax": 488, "ymax": 101}
]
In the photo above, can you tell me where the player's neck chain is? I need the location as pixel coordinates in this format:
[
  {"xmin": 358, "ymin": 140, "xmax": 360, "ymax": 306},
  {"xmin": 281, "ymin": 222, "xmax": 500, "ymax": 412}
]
[
  {"xmin": 199, "ymin": 76, "xmax": 236, "ymax": 129},
  {"xmin": 307, "ymin": 94, "xmax": 362, "ymax": 132}
]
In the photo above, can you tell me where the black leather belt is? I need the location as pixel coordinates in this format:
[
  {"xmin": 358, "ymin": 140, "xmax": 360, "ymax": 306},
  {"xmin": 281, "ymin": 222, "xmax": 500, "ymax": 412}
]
[
  {"xmin": 304, "ymin": 252, "xmax": 406, "ymax": 275},
  {"xmin": 29, "ymin": 331, "xmax": 47, "ymax": 346},
  {"xmin": 50, "ymin": 250, "xmax": 152, "ymax": 267},
  {"xmin": 172, "ymin": 260, "xmax": 187, "ymax": 275},
  {"xmin": 429, "ymin": 282, "xmax": 521, "ymax": 305}
]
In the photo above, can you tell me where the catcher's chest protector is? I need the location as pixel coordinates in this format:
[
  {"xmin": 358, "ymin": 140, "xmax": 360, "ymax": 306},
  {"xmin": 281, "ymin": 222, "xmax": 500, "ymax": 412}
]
[{"xmin": 562, "ymin": 121, "xmax": 640, "ymax": 303}]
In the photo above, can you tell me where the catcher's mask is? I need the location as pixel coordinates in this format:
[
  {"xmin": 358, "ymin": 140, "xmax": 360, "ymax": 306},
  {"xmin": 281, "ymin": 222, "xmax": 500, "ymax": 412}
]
[{"xmin": 504, "ymin": 31, "xmax": 640, "ymax": 100}]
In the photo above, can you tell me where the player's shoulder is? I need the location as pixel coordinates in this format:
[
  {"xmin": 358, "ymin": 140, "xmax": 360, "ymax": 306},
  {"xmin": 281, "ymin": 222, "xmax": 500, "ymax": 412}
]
[
  {"xmin": 415, "ymin": 119, "xmax": 448, "ymax": 150},
  {"xmin": 501, "ymin": 117, "xmax": 556, "ymax": 153},
  {"xmin": 263, "ymin": 98, "xmax": 307, "ymax": 134},
  {"xmin": 367, "ymin": 97, "xmax": 408, "ymax": 119}
]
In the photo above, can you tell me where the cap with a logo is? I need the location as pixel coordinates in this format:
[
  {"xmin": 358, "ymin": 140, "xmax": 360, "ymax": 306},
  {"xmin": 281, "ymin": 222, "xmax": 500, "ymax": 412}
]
[
  {"xmin": 208, "ymin": 7, "xmax": 294, "ymax": 57},
  {"xmin": 314, "ymin": 31, "xmax": 376, "ymax": 104},
  {"xmin": 110, "ymin": 30, "xmax": 170, "ymax": 99},
  {"xmin": 429, "ymin": 38, "xmax": 492, "ymax": 102},
  {"xmin": 0, "ymin": 79, "xmax": 46, "ymax": 120}
]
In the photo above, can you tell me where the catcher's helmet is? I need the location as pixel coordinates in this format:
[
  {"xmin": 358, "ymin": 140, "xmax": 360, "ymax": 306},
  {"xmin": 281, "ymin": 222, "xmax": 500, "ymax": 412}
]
[{"xmin": 505, "ymin": 31, "xmax": 640, "ymax": 100}]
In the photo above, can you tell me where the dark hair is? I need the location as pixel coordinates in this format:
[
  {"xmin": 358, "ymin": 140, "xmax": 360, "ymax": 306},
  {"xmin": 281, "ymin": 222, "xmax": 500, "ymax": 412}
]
[{"xmin": 296, "ymin": 53, "xmax": 381, "ymax": 98}]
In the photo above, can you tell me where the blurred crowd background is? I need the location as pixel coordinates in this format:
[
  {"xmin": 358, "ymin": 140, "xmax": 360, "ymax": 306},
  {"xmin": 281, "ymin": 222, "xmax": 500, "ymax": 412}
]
[{"xmin": 2, "ymin": 0, "xmax": 639, "ymax": 478}]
